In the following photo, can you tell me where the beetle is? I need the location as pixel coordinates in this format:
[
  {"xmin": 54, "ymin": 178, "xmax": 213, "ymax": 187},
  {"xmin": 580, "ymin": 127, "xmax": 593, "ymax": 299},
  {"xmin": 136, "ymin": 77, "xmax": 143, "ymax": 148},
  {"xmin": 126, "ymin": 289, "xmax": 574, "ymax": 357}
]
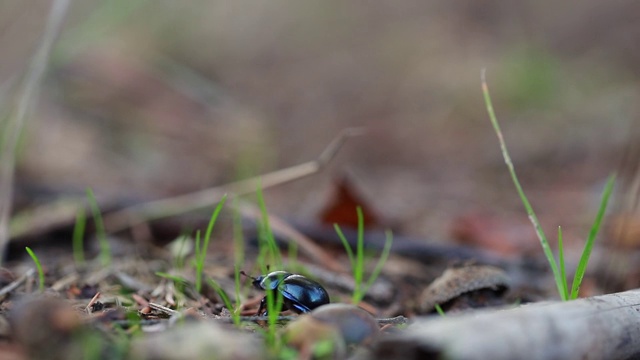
[{"xmin": 241, "ymin": 270, "xmax": 330, "ymax": 315}]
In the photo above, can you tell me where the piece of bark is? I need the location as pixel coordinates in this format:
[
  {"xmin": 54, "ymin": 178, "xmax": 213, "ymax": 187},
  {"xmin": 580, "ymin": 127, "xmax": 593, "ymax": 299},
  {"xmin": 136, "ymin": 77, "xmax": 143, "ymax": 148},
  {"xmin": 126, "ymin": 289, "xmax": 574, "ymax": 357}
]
[{"xmin": 371, "ymin": 288, "xmax": 640, "ymax": 360}]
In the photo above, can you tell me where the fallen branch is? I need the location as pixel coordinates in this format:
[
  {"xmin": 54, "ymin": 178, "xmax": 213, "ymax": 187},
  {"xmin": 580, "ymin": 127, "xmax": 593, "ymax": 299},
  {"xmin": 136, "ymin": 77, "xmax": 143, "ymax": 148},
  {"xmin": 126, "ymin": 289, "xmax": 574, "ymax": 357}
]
[
  {"xmin": 0, "ymin": 268, "xmax": 35, "ymax": 301},
  {"xmin": 102, "ymin": 127, "xmax": 364, "ymax": 233},
  {"xmin": 149, "ymin": 302, "xmax": 178, "ymax": 316},
  {"xmin": 373, "ymin": 288, "xmax": 640, "ymax": 360}
]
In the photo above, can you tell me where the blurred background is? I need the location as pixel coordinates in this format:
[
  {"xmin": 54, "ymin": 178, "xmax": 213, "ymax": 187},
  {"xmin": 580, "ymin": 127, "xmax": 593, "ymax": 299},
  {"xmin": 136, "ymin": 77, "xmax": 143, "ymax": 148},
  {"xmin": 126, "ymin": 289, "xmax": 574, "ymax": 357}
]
[{"xmin": 3, "ymin": 1, "xmax": 640, "ymax": 269}]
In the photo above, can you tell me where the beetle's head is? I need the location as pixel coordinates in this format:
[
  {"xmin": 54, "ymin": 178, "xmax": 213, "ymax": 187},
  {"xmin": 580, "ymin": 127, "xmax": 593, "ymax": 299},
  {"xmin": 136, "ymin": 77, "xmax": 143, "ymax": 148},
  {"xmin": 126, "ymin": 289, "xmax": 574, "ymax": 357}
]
[{"xmin": 240, "ymin": 271, "xmax": 264, "ymax": 290}]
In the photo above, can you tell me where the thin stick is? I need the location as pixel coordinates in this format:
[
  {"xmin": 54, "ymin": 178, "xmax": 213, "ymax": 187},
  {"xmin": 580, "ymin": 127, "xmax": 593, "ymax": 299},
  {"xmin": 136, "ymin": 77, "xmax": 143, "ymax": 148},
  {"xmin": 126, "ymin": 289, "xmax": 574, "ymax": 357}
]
[
  {"xmin": 149, "ymin": 302, "xmax": 178, "ymax": 316},
  {"xmin": 237, "ymin": 201, "xmax": 347, "ymax": 273},
  {"xmin": 376, "ymin": 316, "xmax": 409, "ymax": 325},
  {"xmin": 86, "ymin": 292, "xmax": 101, "ymax": 314},
  {"xmin": 0, "ymin": 268, "xmax": 35, "ymax": 299},
  {"xmin": 0, "ymin": 0, "xmax": 70, "ymax": 264},
  {"xmin": 102, "ymin": 128, "xmax": 364, "ymax": 233}
]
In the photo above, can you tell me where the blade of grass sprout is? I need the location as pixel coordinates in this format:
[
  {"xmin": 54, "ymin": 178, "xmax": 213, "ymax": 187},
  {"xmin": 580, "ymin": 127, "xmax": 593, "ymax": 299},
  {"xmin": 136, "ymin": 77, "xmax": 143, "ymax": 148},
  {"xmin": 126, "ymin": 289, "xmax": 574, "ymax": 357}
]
[
  {"xmin": 25, "ymin": 247, "xmax": 44, "ymax": 292},
  {"xmin": 434, "ymin": 304, "xmax": 446, "ymax": 317},
  {"xmin": 231, "ymin": 198, "xmax": 245, "ymax": 315},
  {"xmin": 252, "ymin": 185, "xmax": 284, "ymax": 345},
  {"xmin": 263, "ymin": 275, "xmax": 285, "ymax": 349},
  {"xmin": 86, "ymin": 188, "xmax": 111, "ymax": 267},
  {"xmin": 72, "ymin": 208, "xmax": 87, "ymax": 266},
  {"xmin": 202, "ymin": 195, "xmax": 228, "ymax": 259},
  {"xmin": 232, "ymin": 197, "xmax": 245, "ymax": 267},
  {"xmin": 334, "ymin": 224, "xmax": 355, "ymax": 267},
  {"xmin": 481, "ymin": 71, "xmax": 565, "ymax": 299},
  {"xmin": 194, "ymin": 230, "xmax": 202, "ymax": 291},
  {"xmin": 208, "ymin": 278, "xmax": 240, "ymax": 326},
  {"xmin": 255, "ymin": 184, "xmax": 281, "ymax": 268},
  {"xmin": 570, "ymin": 174, "xmax": 616, "ymax": 299},
  {"xmin": 361, "ymin": 230, "xmax": 394, "ymax": 299},
  {"xmin": 195, "ymin": 195, "xmax": 227, "ymax": 293},
  {"xmin": 354, "ymin": 207, "xmax": 365, "ymax": 303},
  {"xmin": 557, "ymin": 226, "xmax": 569, "ymax": 301},
  {"xmin": 233, "ymin": 264, "xmax": 242, "ymax": 316}
]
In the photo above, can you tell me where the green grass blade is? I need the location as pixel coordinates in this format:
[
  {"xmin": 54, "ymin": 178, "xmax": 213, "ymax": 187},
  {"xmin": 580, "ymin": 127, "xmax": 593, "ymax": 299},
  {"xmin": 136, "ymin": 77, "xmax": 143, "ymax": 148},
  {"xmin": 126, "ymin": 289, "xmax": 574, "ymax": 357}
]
[
  {"xmin": 255, "ymin": 184, "xmax": 281, "ymax": 270},
  {"xmin": 362, "ymin": 230, "xmax": 393, "ymax": 297},
  {"xmin": 570, "ymin": 174, "xmax": 615, "ymax": 299},
  {"xmin": 557, "ymin": 226, "xmax": 568, "ymax": 301},
  {"xmin": 434, "ymin": 304, "xmax": 446, "ymax": 317},
  {"xmin": 194, "ymin": 230, "xmax": 202, "ymax": 292},
  {"xmin": 72, "ymin": 208, "xmax": 87, "ymax": 266},
  {"xmin": 353, "ymin": 207, "xmax": 365, "ymax": 302},
  {"xmin": 231, "ymin": 197, "xmax": 246, "ymax": 318},
  {"xmin": 86, "ymin": 188, "xmax": 111, "ymax": 267},
  {"xmin": 195, "ymin": 195, "xmax": 228, "ymax": 293},
  {"xmin": 482, "ymin": 72, "xmax": 564, "ymax": 299},
  {"xmin": 25, "ymin": 247, "xmax": 45, "ymax": 292},
  {"xmin": 207, "ymin": 278, "xmax": 240, "ymax": 326},
  {"xmin": 334, "ymin": 224, "xmax": 355, "ymax": 268},
  {"xmin": 156, "ymin": 272, "xmax": 188, "ymax": 285},
  {"xmin": 202, "ymin": 195, "xmax": 228, "ymax": 261}
]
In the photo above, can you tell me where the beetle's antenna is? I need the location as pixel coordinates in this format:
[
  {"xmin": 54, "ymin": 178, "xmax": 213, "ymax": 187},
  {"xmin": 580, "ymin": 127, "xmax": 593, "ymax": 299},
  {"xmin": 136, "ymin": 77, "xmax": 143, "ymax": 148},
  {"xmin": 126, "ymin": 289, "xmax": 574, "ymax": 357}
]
[{"xmin": 240, "ymin": 270, "xmax": 257, "ymax": 281}]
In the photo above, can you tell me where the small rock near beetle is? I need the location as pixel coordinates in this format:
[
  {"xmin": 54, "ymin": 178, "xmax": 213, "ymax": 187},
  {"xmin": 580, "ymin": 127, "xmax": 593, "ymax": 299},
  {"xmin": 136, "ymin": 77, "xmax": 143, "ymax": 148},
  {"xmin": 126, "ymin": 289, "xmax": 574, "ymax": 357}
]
[{"xmin": 241, "ymin": 270, "xmax": 330, "ymax": 315}]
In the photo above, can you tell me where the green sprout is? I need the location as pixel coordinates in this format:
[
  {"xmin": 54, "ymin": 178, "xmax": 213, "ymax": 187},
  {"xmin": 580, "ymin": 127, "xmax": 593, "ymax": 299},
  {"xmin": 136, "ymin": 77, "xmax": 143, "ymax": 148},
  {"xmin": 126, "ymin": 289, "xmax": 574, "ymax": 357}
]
[
  {"xmin": 72, "ymin": 207, "xmax": 87, "ymax": 266},
  {"xmin": 254, "ymin": 184, "xmax": 285, "ymax": 350},
  {"xmin": 85, "ymin": 188, "xmax": 111, "ymax": 267},
  {"xmin": 208, "ymin": 278, "xmax": 241, "ymax": 326},
  {"xmin": 335, "ymin": 207, "xmax": 393, "ymax": 304},
  {"xmin": 25, "ymin": 247, "xmax": 45, "ymax": 292},
  {"xmin": 194, "ymin": 195, "xmax": 228, "ymax": 293},
  {"xmin": 482, "ymin": 71, "xmax": 615, "ymax": 300}
]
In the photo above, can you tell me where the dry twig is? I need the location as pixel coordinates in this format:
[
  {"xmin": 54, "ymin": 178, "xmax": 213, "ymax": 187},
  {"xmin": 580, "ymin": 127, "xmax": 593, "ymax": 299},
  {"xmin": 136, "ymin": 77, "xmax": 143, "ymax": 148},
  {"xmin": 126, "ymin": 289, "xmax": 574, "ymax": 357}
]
[
  {"xmin": 0, "ymin": 268, "xmax": 35, "ymax": 301},
  {"xmin": 102, "ymin": 128, "xmax": 364, "ymax": 233},
  {"xmin": 149, "ymin": 302, "xmax": 178, "ymax": 316},
  {"xmin": 85, "ymin": 292, "xmax": 101, "ymax": 314}
]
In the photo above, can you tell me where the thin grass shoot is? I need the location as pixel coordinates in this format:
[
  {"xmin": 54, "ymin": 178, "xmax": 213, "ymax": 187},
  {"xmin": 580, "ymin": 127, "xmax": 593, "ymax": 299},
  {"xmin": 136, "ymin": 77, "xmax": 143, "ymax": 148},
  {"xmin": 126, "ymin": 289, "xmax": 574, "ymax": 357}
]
[
  {"xmin": 25, "ymin": 246, "xmax": 45, "ymax": 292},
  {"xmin": 482, "ymin": 70, "xmax": 615, "ymax": 301},
  {"xmin": 85, "ymin": 188, "xmax": 111, "ymax": 267},
  {"xmin": 72, "ymin": 207, "xmax": 86, "ymax": 266},
  {"xmin": 253, "ymin": 185, "xmax": 285, "ymax": 350},
  {"xmin": 557, "ymin": 226, "xmax": 569, "ymax": 300},
  {"xmin": 570, "ymin": 175, "xmax": 615, "ymax": 299},
  {"xmin": 208, "ymin": 278, "xmax": 241, "ymax": 326},
  {"xmin": 335, "ymin": 207, "xmax": 394, "ymax": 304},
  {"xmin": 194, "ymin": 195, "xmax": 227, "ymax": 293}
]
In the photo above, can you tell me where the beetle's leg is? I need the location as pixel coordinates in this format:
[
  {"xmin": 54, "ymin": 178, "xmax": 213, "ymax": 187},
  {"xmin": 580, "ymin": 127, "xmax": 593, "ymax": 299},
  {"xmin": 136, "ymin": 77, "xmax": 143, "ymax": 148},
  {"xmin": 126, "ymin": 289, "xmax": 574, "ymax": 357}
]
[{"xmin": 256, "ymin": 297, "xmax": 267, "ymax": 316}]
